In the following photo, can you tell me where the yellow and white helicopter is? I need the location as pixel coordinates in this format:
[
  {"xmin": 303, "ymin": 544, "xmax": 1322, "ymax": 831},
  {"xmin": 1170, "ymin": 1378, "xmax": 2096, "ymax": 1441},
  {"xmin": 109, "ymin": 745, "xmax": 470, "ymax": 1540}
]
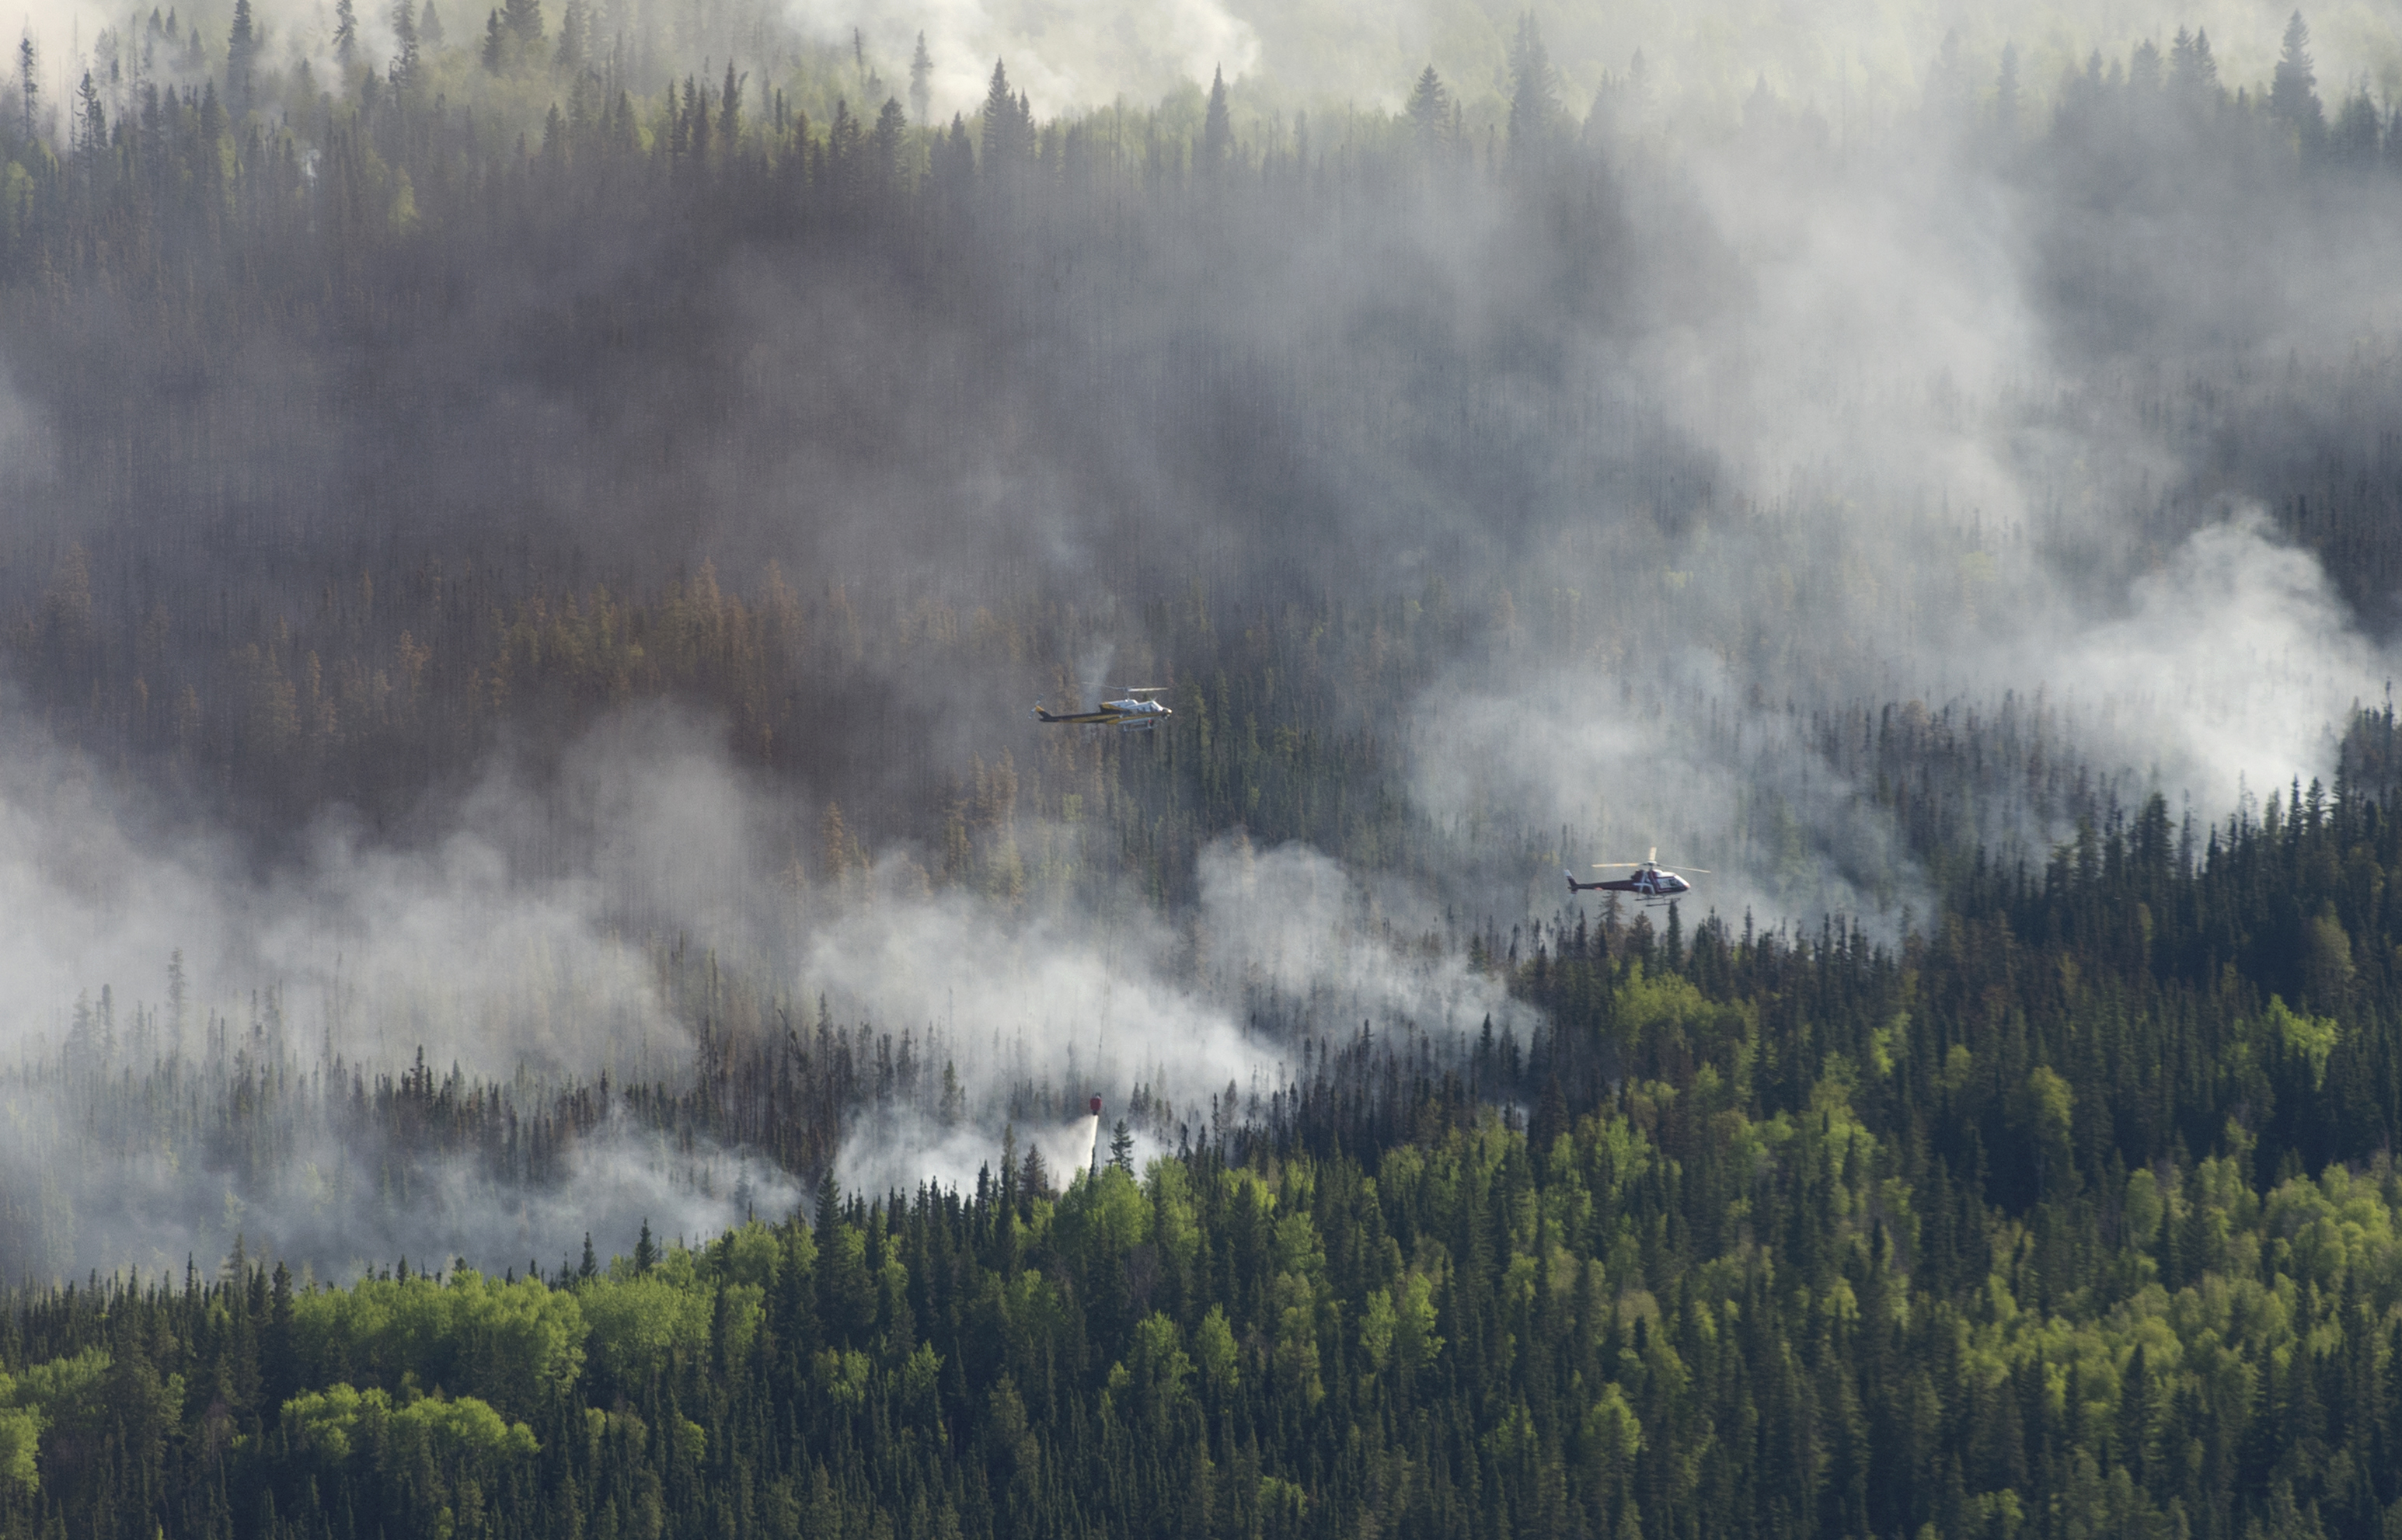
[
  {"xmin": 1566, "ymin": 848, "xmax": 1709, "ymax": 903},
  {"xmin": 1032, "ymin": 688, "xmax": 1174, "ymax": 731}
]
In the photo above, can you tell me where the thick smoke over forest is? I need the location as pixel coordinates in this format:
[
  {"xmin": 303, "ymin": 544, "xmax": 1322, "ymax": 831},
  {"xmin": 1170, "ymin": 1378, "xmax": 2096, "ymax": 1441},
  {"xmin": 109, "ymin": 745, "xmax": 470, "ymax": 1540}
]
[{"xmin": 2, "ymin": 0, "xmax": 2400, "ymax": 1294}]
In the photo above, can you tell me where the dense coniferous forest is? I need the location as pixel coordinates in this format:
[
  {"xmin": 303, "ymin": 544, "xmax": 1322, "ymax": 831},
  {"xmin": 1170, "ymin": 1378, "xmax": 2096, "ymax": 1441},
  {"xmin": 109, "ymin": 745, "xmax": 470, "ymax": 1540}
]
[
  {"xmin": 12, "ymin": 752, "xmax": 2402, "ymax": 1535},
  {"xmin": 4, "ymin": 0, "xmax": 2402, "ymax": 1533}
]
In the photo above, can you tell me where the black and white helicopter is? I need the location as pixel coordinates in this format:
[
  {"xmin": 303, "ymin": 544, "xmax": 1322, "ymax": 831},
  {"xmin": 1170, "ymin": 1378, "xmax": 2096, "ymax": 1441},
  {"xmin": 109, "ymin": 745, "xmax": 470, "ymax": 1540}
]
[
  {"xmin": 1032, "ymin": 687, "xmax": 1174, "ymax": 731},
  {"xmin": 1567, "ymin": 848, "xmax": 1708, "ymax": 904}
]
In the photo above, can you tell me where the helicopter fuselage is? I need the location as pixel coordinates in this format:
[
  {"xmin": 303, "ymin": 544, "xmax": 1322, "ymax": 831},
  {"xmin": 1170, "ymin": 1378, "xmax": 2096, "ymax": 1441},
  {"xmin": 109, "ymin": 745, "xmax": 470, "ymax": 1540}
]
[
  {"xmin": 1032, "ymin": 697, "xmax": 1174, "ymax": 730},
  {"xmin": 1567, "ymin": 867, "xmax": 1690, "ymax": 901}
]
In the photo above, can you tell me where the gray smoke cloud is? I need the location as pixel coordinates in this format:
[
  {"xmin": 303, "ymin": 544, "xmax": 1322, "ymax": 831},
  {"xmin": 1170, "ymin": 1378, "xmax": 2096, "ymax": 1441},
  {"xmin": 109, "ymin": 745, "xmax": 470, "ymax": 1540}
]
[
  {"xmin": 0, "ymin": 703, "xmax": 816, "ymax": 1282},
  {"xmin": 0, "ymin": 692, "xmax": 1534, "ymax": 1273},
  {"xmin": 823, "ymin": 833, "xmax": 1531, "ymax": 1195}
]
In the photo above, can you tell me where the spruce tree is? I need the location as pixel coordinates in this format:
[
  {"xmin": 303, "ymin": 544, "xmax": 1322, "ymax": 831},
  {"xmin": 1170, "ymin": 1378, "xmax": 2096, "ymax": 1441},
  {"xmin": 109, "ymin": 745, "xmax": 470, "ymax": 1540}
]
[
  {"xmin": 980, "ymin": 58, "xmax": 1024, "ymax": 175},
  {"xmin": 2268, "ymin": 10, "xmax": 2323, "ymax": 149},
  {"xmin": 1406, "ymin": 65, "xmax": 1448, "ymax": 154},
  {"xmin": 554, "ymin": 0, "xmax": 584, "ymax": 71},
  {"xmin": 225, "ymin": 0, "xmax": 256, "ymax": 114},
  {"xmin": 503, "ymin": 0, "xmax": 543, "ymax": 50},
  {"xmin": 1200, "ymin": 65, "xmax": 1231, "ymax": 174},
  {"xmin": 19, "ymin": 30, "xmax": 40, "ymax": 143},
  {"xmin": 870, "ymin": 97, "xmax": 905, "ymax": 190},
  {"xmin": 1505, "ymin": 16, "xmax": 1557, "ymax": 166}
]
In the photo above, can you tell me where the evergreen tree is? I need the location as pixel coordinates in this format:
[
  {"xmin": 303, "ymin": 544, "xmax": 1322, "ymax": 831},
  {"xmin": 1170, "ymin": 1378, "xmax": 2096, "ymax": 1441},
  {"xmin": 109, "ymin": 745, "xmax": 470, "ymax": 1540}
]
[
  {"xmin": 1992, "ymin": 42, "xmax": 2020, "ymax": 145},
  {"xmin": 1406, "ymin": 64, "xmax": 1449, "ymax": 154},
  {"xmin": 870, "ymin": 96, "xmax": 905, "ymax": 191},
  {"xmin": 2329, "ymin": 89, "xmax": 2377, "ymax": 165},
  {"xmin": 553, "ymin": 0, "xmax": 584, "ymax": 71},
  {"xmin": 719, "ymin": 59, "xmax": 741, "ymax": 155},
  {"xmin": 2268, "ymin": 10, "xmax": 2324, "ymax": 150},
  {"xmin": 18, "ymin": 30, "xmax": 40, "ymax": 143},
  {"xmin": 333, "ymin": 0, "xmax": 357, "ymax": 68},
  {"xmin": 2128, "ymin": 37, "xmax": 2161, "ymax": 95},
  {"xmin": 419, "ymin": 0, "xmax": 444, "ymax": 47},
  {"xmin": 2170, "ymin": 26, "xmax": 2219, "ymax": 103},
  {"xmin": 74, "ymin": 71, "xmax": 104, "ymax": 160},
  {"xmin": 980, "ymin": 58, "xmax": 1027, "ymax": 175},
  {"xmin": 225, "ymin": 0, "xmax": 256, "ymax": 114},
  {"xmin": 1200, "ymin": 65, "xmax": 1231, "ymax": 174},
  {"xmin": 908, "ymin": 31, "xmax": 932, "ymax": 125},
  {"xmin": 389, "ymin": 0, "xmax": 420, "ymax": 98},
  {"xmin": 1505, "ymin": 15, "xmax": 1557, "ymax": 166},
  {"xmin": 481, "ymin": 6, "xmax": 503, "ymax": 71},
  {"xmin": 503, "ymin": 0, "xmax": 543, "ymax": 51}
]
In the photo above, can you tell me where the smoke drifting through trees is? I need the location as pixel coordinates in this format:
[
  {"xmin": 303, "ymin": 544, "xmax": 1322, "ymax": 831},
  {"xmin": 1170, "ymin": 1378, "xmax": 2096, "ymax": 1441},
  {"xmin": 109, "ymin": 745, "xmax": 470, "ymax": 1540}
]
[{"xmin": 0, "ymin": 0, "xmax": 2400, "ymax": 1278}]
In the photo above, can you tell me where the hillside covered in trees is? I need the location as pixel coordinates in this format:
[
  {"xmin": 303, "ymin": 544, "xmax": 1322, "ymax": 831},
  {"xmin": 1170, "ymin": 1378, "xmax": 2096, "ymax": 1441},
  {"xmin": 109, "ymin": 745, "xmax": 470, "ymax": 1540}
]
[
  {"xmin": 3, "ymin": 0, "xmax": 2402, "ymax": 1533},
  {"xmin": 5, "ymin": 754, "xmax": 2402, "ymax": 1535}
]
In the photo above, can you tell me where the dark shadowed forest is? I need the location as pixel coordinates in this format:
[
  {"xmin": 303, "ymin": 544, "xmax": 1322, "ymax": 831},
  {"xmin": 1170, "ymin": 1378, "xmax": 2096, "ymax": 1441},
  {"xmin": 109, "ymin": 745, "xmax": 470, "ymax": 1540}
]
[{"xmin": 2, "ymin": 0, "xmax": 2402, "ymax": 1533}]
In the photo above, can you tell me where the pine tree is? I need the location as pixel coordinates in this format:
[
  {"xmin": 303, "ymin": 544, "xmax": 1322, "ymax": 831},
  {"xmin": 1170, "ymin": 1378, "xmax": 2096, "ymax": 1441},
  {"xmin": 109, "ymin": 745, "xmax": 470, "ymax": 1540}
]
[
  {"xmin": 2268, "ymin": 10, "xmax": 2323, "ymax": 150},
  {"xmin": 420, "ymin": 0, "xmax": 444, "ymax": 46},
  {"xmin": 225, "ymin": 0, "xmax": 256, "ymax": 114},
  {"xmin": 870, "ymin": 97, "xmax": 905, "ymax": 190},
  {"xmin": 553, "ymin": 0, "xmax": 584, "ymax": 71},
  {"xmin": 333, "ymin": 0, "xmax": 357, "ymax": 68},
  {"xmin": 75, "ymin": 70, "xmax": 105, "ymax": 159},
  {"xmin": 1992, "ymin": 43, "xmax": 2020, "ymax": 145},
  {"xmin": 389, "ymin": 0, "xmax": 420, "ymax": 97},
  {"xmin": 1505, "ymin": 16, "xmax": 1557, "ymax": 167},
  {"xmin": 481, "ymin": 6, "xmax": 503, "ymax": 71},
  {"xmin": 2170, "ymin": 26, "xmax": 2219, "ymax": 104},
  {"xmin": 503, "ymin": 0, "xmax": 543, "ymax": 51},
  {"xmin": 18, "ymin": 30, "xmax": 40, "ymax": 143},
  {"xmin": 1110, "ymin": 1120, "xmax": 1135, "ymax": 1172},
  {"xmin": 908, "ymin": 32, "xmax": 932, "ymax": 125},
  {"xmin": 1200, "ymin": 65, "xmax": 1231, "ymax": 174},
  {"xmin": 1405, "ymin": 65, "xmax": 1449, "ymax": 154},
  {"xmin": 980, "ymin": 58, "xmax": 1025, "ymax": 175}
]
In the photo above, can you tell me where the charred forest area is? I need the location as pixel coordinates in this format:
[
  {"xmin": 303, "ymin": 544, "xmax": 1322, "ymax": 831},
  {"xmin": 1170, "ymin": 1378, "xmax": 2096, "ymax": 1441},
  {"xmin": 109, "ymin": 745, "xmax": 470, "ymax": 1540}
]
[{"xmin": 2, "ymin": 3, "xmax": 2402, "ymax": 1536}]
